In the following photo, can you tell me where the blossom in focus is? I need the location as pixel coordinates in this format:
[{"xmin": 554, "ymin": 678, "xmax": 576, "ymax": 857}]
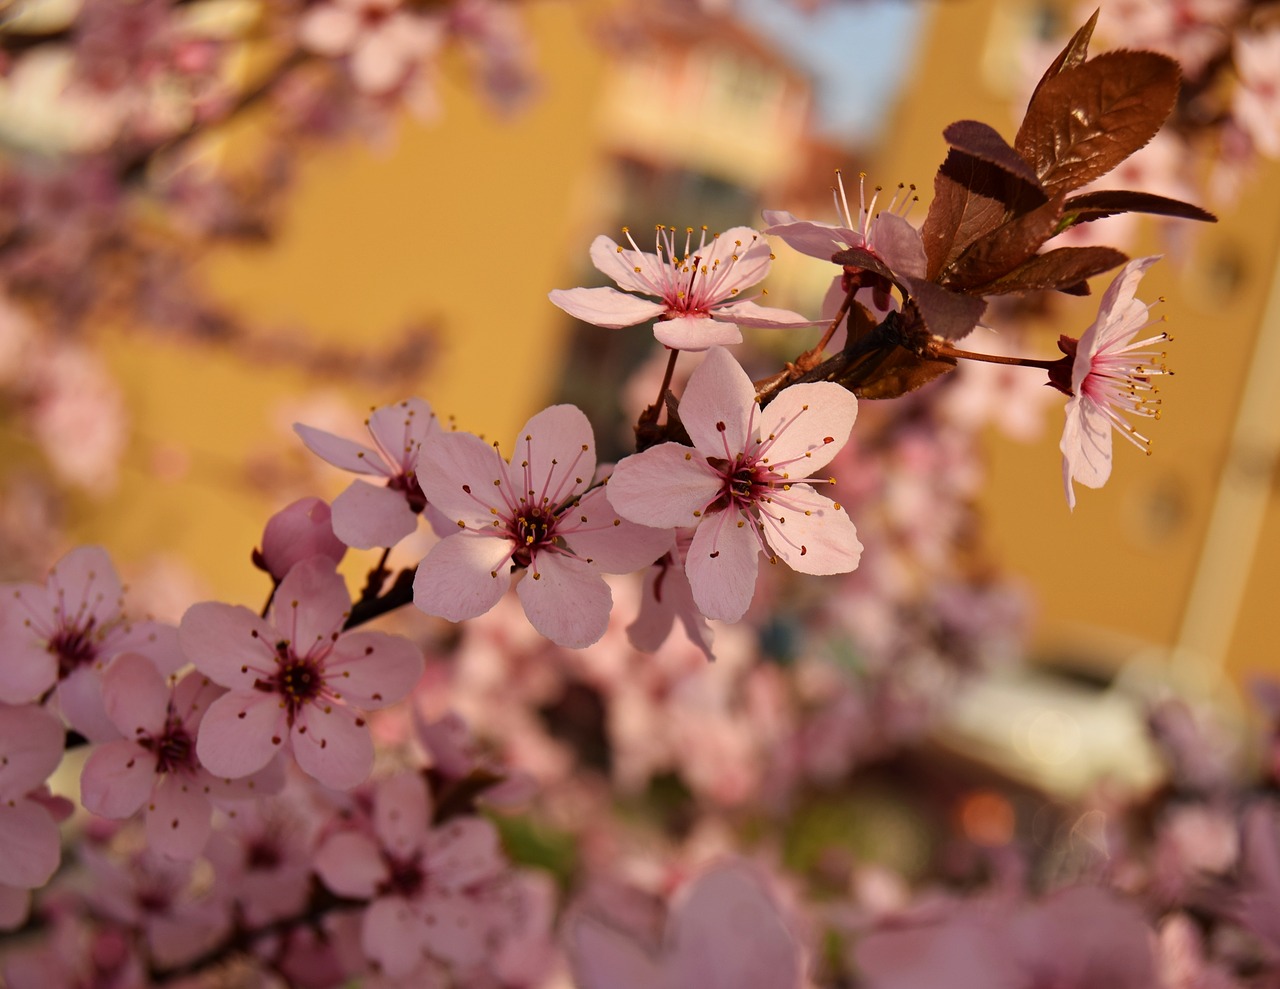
[
  {"xmin": 569, "ymin": 858, "xmax": 804, "ymax": 989},
  {"xmin": 0, "ymin": 545, "xmax": 181, "ymax": 739},
  {"xmin": 1056, "ymin": 255, "xmax": 1168, "ymax": 510},
  {"xmin": 548, "ymin": 225, "xmax": 814, "ymax": 351},
  {"xmin": 295, "ymin": 398, "xmax": 445, "ymax": 549},
  {"xmin": 313, "ymin": 771, "xmax": 510, "ymax": 979},
  {"xmin": 0, "ymin": 704, "xmax": 65, "ymax": 896},
  {"xmin": 413, "ymin": 405, "xmax": 672, "ymax": 648},
  {"xmin": 257, "ymin": 496, "xmax": 347, "ymax": 582},
  {"xmin": 80, "ymin": 655, "xmax": 275, "ymax": 860},
  {"xmin": 180, "ymin": 557, "xmax": 424, "ymax": 790},
  {"xmin": 299, "ymin": 0, "xmax": 441, "ymax": 96},
  {"xmin": 608, "ymin": 347, "xmax": 861, "ymax": 623}
]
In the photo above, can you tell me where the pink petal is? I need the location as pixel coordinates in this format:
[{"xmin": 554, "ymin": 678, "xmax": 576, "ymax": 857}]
[
  {"xmin": 762, "ymin": 218, "xmax": 852, "ymax": 260},
  {"xmin": 180, "ymin": 602, "xmax": 278, "ymax": 690},
  {"xmin": 291, "ymin": 703, "xmax": 373, "ymax": 790},
  {"xmin": 270, "ymin": 557, "xmax": 351, "ymax": 650},
  {"xmin": 868, "ymin": 212, "xmax": 928, "ymax": 279},
  {"xmin": 351, "ymin": 31, "xmax": 412, "ymax": 94},
  {"xmin": 364, "ymin": 895, "xmax": 432, "ymax": 978},
  {"xmin": 710, "ymin": 299, "xmax": 817, "ymax": 329},
  {"xmin": 367, "ymin": 398, "xmax": 436, "ymax": 473},
  {"xmin": 427, "ymin": 816, "xmax": 505, "ymax": 888},
  {"xmin": 569, "ymin": 914, "xmax": 664, "ymax": 989},
  {"xmin": 549, "ymin": 287, "xmax": 666, "ymax": 329},
  {"xmin": 420, "ymin": 895, "xmax": 491, "ymax": 967},
  {"xmin": 315, "ymin": 830, "xmax": 387, "ymax": 898},
  {"xmin": 416, "ymin": 430, "xmax": 507, "ymax": 524},
  {"xmin": 48, "ymin": 546, "xmax": 123, "ymax": 629},
  {"xmin": 686, "ymin": 508, "xmax": 760, "ymax": 623},
  {"xmin": 326, "ymin": 630, "xmax": 423, "ymax": 709},
  {"xmin": 298, "ymin": 4, "xmax": 359, "ymax": 55},
  {"xmin": 114, "ymin": 621, "xmax": 185, "ymax": 676},
  {"xmin": 762, "ymin": 486, "xmax": 862, "ymax": 576},
  {"xmin": 515, "ymin": 405, "xmax": 597, "ymax": 502},
  {"xmin": 102, "ymin": 653, "xmax": 169, "ymax": 737},
  {"xmin": 0, "ymin": 800, "xmax": 59, "ymax": 888},
  {"xmin": 667, "ymin": 862, "xmax": 802, "ymax": 989},
  {"xmin": 653, "ymin": 315, "xmax": 743, "ymax": 351},
  {"xmin": 196, "ymin": 692, "xmax": 287, "ymax": 779},
  {"xmin": 559, "ymin": 487, "xmax": 673, "ymax": 574},
  {"xmin": 145, "ymin": 775, "xmax": 213, "ymax": 860},
  {"xmin": 516, "ymin": 553, "xmax": 611, "ymax": 648},
  {"xmin": 1060, "ymin": 395, "xmax": 1113, "ymax": 511},
  {"xmin": 0, "ymin": 704, "xmax": 64, "ymax": 795},
  {"xmin": 757, "ymin": 380, "xmax": 857, "ymax": 475},
  {"xmin": 607, "ymin": 444, "xmax": 722, "ymax": 529},
  {"xmin": 260, "ymin": 497, "xmax": 347, "ymax": 580},
  {"xmin": 374, "ymin": 771, "xmax": 430, "ymax": 859},
  {"xmin": 0, "ymin": 616, "xmax": 57, "ymax": 703},
  {"xmin": 331, "ymin": 479, "xmax": 418, "ymax": 549},
  {"xmin": 294, "ymin": 422, "xmax": 390, "ymax": 476},
  {"xmin": 679, "ymin": 346, "xmax": 757, "ymax": 456},
  {"xmin": 587, "ymin": 234, "xmax": 659, "ymax": 294},
  {"xmin": 80, "ymin": 739, "xmax": 157, "ymax": 819},
  {"xmin": 170, "ymin": 669, "xmax": 226, "ymax": 734},
  {"xmin": 414, "ymin": 532, "xmax": 513, "ymax": 622},
  {"xmin": 56, "ymin": 667, "xmax": 117, "ymax": 742},
  {"xmin": 1078, "ymin": 255, "xmax": 1161, "ymax": 360},
  {"xmin": 627, "ymin": 556, "xmax": 714, "ymax": 661}
]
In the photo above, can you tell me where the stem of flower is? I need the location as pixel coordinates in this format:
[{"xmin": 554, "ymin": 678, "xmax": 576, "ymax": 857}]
[{"xmin": 933, "ymin": 343, "xmax": 1061, "ymax": 371}]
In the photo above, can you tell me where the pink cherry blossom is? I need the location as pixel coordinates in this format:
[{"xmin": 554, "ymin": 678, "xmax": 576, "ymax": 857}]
[
  {"xmin": 0, "ymin": 703, "xmax": 65, "ymax": 895},
  {"xmin": 1232, "ymin": 27, "xmax": 1280, "ymax": 159},
  {"xmin": 299, "ymin": 0, "xmax": 442, "ymax": 96},
  {"xmin": 548, "ymin": 225, "xmax": 814, "ymax": 351},
  {"xmin": 413, "ymin": 404, "xmax": 672, "ymax": 648},
  {"xmin": 295, "ymin": 398, "xmax": 446, "ymax": 550},
  {"xmin": 80, "ymin": 655, "xmax": 275, "ymax": 860},
  {"xmin": 627, "ymin": 532, "xmax": 715, "ymax": 662},
  {"xmin": 569, "ymin": 858, "xmax": 804, "ymax": 989},
  {"xmin": 0, "ymin": 545, "xmax": 181, "ymax": 739},
  {"xmin": 313, "ymin": 771, "xmax": 510, "ymax": 979},
  {"xmin": 181, "ymin": 557, "xmax": 424, "ymax": 790},
  {"xmin": 608, "ymin": 347, "xmax": 862, "ymax": 623},
  {"xmin": 1058, "ymin": 255, "xmax": 1169, "ymax": 510},
  {"xmin": 257, "ymin": 496, "xmax": 347, "ymax": 581}
]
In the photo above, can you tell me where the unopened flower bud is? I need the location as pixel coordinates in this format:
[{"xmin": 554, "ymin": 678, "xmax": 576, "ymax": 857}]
[{"xmin": 257, "ymin": 497, "xmax": 346, "ymax": 581}]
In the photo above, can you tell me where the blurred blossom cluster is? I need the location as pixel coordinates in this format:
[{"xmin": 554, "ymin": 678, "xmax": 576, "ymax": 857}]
[{"xmin": 3, "ymin": 0, "xmax": 1280, "ymax": 987}]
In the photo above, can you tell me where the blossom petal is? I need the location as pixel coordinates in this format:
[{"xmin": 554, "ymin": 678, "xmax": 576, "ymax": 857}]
[
  {"xmin": 869, "ymin": 212, "xmax": 927, "ymax": 279},
  {"xmin": 762, "ymin": 218, "xmax": 854, "ymax": 260},
  {"xmin": 514, "ymin": 405, "xmax": 597, "ymax": 503},
  {"xmin": 180, "ymin": 602, "xmax": 278, "ymax": 689},
  {"xmin": 375, "ymin": 772, "xmax": 431, "ymax": 859},
  {"xmin": 294, "ymin": 423, "xmax": 390, "ymax": 476},
  {"xmin": 627, "ymin": 555, "xmax": 715, "ymax": 661},
  {"xmin": 762, "ymin": 486, "xmax": 862, "ymax": 576},
  {"xmin": 608, "ymin": 444, "xmax": 721, "ymax": 529},
  {"xmin": 549, "ymin": 287, "xmax": 666, "ymax": 329},
  {"xmin": 48, "ymin": 546, "xmax": 123, "ymax": 629},
  {"xmin": 685, "ymin": 507, "xmax": 760, "ymax": 623},
  {"xmin": 757, "ymin": 380, "xmax": 857, "ymax": 475},
  {"xmin": 416, "ymin": 430, "xmax": 506, "ymax": 524},
  {"xmin": 679, "ymin": 346, "xmax": 758, "ymax": 455},
  {"xmin": 561, "ymin": 487, "xmax": 674, "ymax": 574},
  {"xmin": 368, "ymin": 398, "xmax": 436, "ymax": 473},
  {"xmin": 292, "ymin": 703, "xmax": 373, "ymax": 790},
  {"xmin": 570, "ymin": 913, "xmax": 664, "ymax": 989},
  {"xmin": 270, "ymin": 557, "xmax": 350, "ymax": 651},
  {"xmin": 326, "ymin": 631, "xmax": 423, "ymax": 709},
  {"xmin": 0, "ymin": 801, "xmax": 58, "ymax": 889},
  {"xmin": 102, "ymin": 653, "xmax": 169, "ymax": 737},
  {"xmin": 517, "ymin": 554, "xmax": 611, "ymax": 648},
  {"xmin": 364, "ymin": 896, "xmax": 431, "ymax": 978},
  {"xmin": 315, "ymin": 830, "xmax": 387, "ymax": 898},
  {"xmin": 331, "ymin": 479, "xmax": 418, "ymax": 549},
  {"xmin": 0, "ymin": 704, "xmax": 65, "ymax": 796},
  {"xmin": 145, "ymin": 775, "xmax": 213, "ymax": 860},
  {"xmin": 1078, "ymin": 255, "xmax": 1162, "ymax": 361},
  {"xmin": 588, "ymin": 233, "xmax": 659, "ymax": 294},
  {"xmin": 653, "ymin": 316, "xmax": 743, "ymax": 351},
  {"xmin": 710, "ymin": 299, "xmax": 818, "ymax": 329},
  {"xmin": 56, "ymin": 667, "xmax": 117, "ymax": 742},
  {"xmin": 414, "ymin": 532, "xmax": 513, "ymax": 622},
  {"xmin": 196, "ymin": 692, "xmax": 287, "ymax": 780},
  {"xmin": 427, "ymin": 816, "xmax": 505, "ymax": 888},
  {"xmin": 80, "ymin": 740, "xmax": 156, "ymax": 819},
  {"xmin": 1060, "ymin": 395, "xmax": 1114, "ymax": 510},
  {"xmin": 0, "ymin": 623, "xmax": 56, "ymax": 704},
  {"xmin": 298, "ymin": 5, "xmax": 359, "ymax": 55}
]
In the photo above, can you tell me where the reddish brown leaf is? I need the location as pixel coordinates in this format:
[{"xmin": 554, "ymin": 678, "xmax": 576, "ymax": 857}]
[
  {"xmin": 1060, "ymin": 189, "xmax": 1218, "ymax": 226},
  {"xmin": 852, "ymin": 347, "xmax": 958, "ymax": 400},
  {"xmin": 982, "ymin": 246, "xmax": 1128, "ymax": 295},
  {"xmin": 902, "ymin": 276, "xmax": 988, "ymax": 339},
  {"xmin": 832, "ymin": 245, "xmax": 900, "ymax": 286},
  {"xmin": 1026, "ymin": 9, "xmax": 1099, "ymax": 110},
  {"xmin": 945, "ymin": 193, "xmax": 1066, "ymax": 290},
  {"xmin": 943, "ymin": 120, "xmax": 1041, "ymax": 186},
  {"xmin": 921, "ymin": 150, "xmax": 1045, "ymax": 281},
  {"xmin": 1015, "ymin": 50, "xmax": 1180, "ymax": 197}
]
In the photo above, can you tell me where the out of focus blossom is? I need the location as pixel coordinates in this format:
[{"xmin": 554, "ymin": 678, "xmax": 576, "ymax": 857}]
[
  {"xmin": 1232, "ymin": 28, "xmax": 1280, "ymax": 159},
  {"xmin": 1056, "ymin": 256, "xmax": 1167, "ymax": 510},
  {"xmin": 28, "ymin": 343, "xmax": 128, "ymax": 492},
  {"xmin": 299, "ymin": 0, "xmax": 442, "ymax": 96},
  {"xmin": 550, "ymin": 225, "xmax": 814, "ymax": 351},
  {"xmin": 609, "ymin": 347, "xmax": 861, "ymax": 622},
  {"xmin": 258, "ymin": 496, "xmax": 348, "ymax": 581}
]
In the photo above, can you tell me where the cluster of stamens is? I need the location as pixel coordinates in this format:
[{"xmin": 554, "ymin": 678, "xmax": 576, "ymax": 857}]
[
  {"xmin": 616, "ymin": 223, "xmax": 769, "ymax": 314},
  {"xmin": 1082, "ymin": 307, "xmax": 1172, "ymax": 455},
  {"xmin": 833, "ymin": 170, "xmax": 919, "ymax": 247}
]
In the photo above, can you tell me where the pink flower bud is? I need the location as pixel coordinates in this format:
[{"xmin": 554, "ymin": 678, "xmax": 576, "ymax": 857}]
[{"xmin": 258, "ymin": 498, "xmax": 346, "ymax": 581}]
